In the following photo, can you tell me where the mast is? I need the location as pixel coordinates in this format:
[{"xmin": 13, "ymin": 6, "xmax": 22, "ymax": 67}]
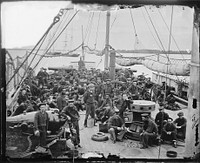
[
  {"xmin": 184, "ymin": 7, "xmax": 200, "ymax": 158},
  {"xmin": 82, "ymin": 25, "xmax": 85, "ymax": 61},
  {"xmin": 104, "ymin": 11, "xmax": 111, "ymax": 69},
  {"xmin": 109, "ymin": 50, "xmax": 116, "ymax": 80}
]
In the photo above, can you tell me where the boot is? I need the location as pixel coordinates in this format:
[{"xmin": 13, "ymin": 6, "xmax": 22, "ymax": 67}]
[{"xmin": 84, "ymin": 120, "xmax": 87, "ymax": 127}]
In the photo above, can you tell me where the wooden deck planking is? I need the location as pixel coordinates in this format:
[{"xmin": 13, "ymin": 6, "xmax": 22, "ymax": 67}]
[{"xmin": 77, "ymin": 103, "xmax": 187, "ymax": 159}]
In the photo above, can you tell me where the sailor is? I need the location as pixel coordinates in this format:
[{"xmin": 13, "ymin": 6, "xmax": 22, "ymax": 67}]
[
  {"xmin": 94, "ymin": 77, "xmax": 104, "ymax": 101},
  {"xmin": 155, "ymin": 105, "xmax": 169, "ymax": 134},
  {"xmin": 103, "ymin": 79, "xmax": 113, "ymax": 97},
  {"xmin": 78, "ymin": 57, "xmax": 85, "ymax": 71},
  {"xmin": 102, "ymin": 68, "xmax": 110, "ymax": 82},
  {"xmin": 61, "ymin": 99, "xmax": 81, "ymax": 148},
  {"xmin": 34, "ymin": 103, "xmax": 49, "ymax": 148},
  {"xmin": 107, "ymin": 109, "xmax": 126, "ymax": 143},
  {"xmin": 36, "ymin": 67, "xmax": 46, "ymax": 87},
  {"xmin": 174, "ymin": 111, "xmax": 187, "ymax": 141},
  {"xmin": 118, "ymin": 93, "xmax": 132, "ymax": 121},
  {"xmin": 43, "ymin": 68, "xmax": 49, "ymax": 86},
  {"xmin": 161, "ymin": 117, "xmax": 177, "ymax": 148},
  {"xmin": 83, "ymin": 83, "xmax": 96, "ymax": 127},
  {"xmin": 57, "ymin": 91, "xmax": 67, "ymax": 112},
  {"xmin": 140, "ymin": 113, "xmax": 158, "ymax": 149}
]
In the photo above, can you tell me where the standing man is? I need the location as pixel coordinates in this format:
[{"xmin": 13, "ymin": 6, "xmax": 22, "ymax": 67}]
[
  {"xmin": 83, "ymin": 83, "xmax": 96, "ymax": 127},
  {"xmin": 34, "ymin": 103, "xmax": 49, "ymax": 147},
  {"xmin": 78, "ymin": 57, "xmax": 85, "ymax": 71},
  {"xmin": 36, "ymin": 67, "xmax": 45, "ymax": 87},
  {"xmin": 155, "ymin": 105, "xmax": 169, "ymax": 134},
  {"xmin": 61, "ymin": 99, "xmax": 81, "ymax": 148},
  {"xmin": 140, "ymin": 113, "xmax": 158, "ymax": 149}
]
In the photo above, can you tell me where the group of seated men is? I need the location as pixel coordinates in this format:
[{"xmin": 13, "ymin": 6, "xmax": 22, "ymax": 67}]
[{"xmin": 10, "ymin": 67, "xmax": 186, "ymax": 150}]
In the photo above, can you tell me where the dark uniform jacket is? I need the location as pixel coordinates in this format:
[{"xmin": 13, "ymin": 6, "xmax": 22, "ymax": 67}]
[
  {"xmin": 83, "ymin": 91, "xmax": 95, "ymax": 104},
  {"xmin": 107, "ymin": 114, "xmax": 124, "ymax": 129},
  {"xmin": 61, "ymin": 105, "xmax": 80, "ymax": 122},
  {"xmin": 143, "ymin": 119, "xmax": 158, "ymax": 135},
  {"xmin": 34, "ymin": 111, "xmax": 49, "ymax": 130},
  {"xmin": 155, "ymin": 112, "xmax": 169, "ymax": 126},
  {"xmin": 163, "ymin": 122, "xmax": 177, "ymax": 134}
]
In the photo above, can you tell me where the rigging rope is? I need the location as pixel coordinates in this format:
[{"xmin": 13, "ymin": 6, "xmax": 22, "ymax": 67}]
[
  {"xmin": 144, "ymin": 6, "xmax": 172, "ymax": 64},
  {"xmin": 94, "ymin": 11, "xmax": 101, "ymax": 49},
  {"xmin": 157, "ymin": 8, "xmax": 188, "ymax": 64},
  {"xmin": 17, "ymin": 34, "xmax": 48, "ymax": 86},
  {"xmin": 6, "ymin": 15, "xmax": 59, "ymax": 87},
  {"xmin": 141, "ymin": 8, "xmax": 163, "ymax": 51},
  {"xmin": 47, "ymin": 10, "xmax": 70, "ymax": 52},
  {"xmin": 32, "ymin": 11, "xmax": 79, "ymax": 71},
  {"xmin": 110, "ymin": 10, "xmax": 118, "ymax": 30},
  {"xmin": 86, "ymin": 12, "xmax": 95, "ymax": 46},
  {"xmin": 129, "ymin": 9, "xmax": 138, "ymax": 37}
]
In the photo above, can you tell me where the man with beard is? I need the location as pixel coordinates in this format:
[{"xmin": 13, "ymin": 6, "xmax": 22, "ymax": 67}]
[
  {"xmin": 61, "ymin": 99, "xmax": 81, "ymax": 148},
  {"xmin": 83, "ymin": 83, "xmax": 96, "ymax": 127},
  {"xmin": 140, "ymin": 113, "xmax": 158, "ymax": 149},
  {"xmin": 94, "ymin": 77, "xmax": 104, "ymax": 101},
  {"xmin": 103, "ymin": 79, "xmax": 113, "ymax": 98}
]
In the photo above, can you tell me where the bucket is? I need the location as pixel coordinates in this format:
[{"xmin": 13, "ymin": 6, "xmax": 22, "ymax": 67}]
[{"xmin": 87, "ymin": 117, "xmax": 94, "ymax": 128}]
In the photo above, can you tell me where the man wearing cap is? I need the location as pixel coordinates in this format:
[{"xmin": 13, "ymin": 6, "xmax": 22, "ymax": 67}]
[
  {"xmin": 103, "ymin": 79, "xmax": 113, "ymax": 97},
  {"xmin": 36, "ymin": 67, "xmax": 46, "ymax": 87},
  {"xmin": 161, "ymin": 117, "xmax": 177, "ymax": 148},
  {"xmin": 107, "ymin": 110, "xmax": 126, "ymax": 143},
  {"xmin": 57, "ymin": 91, "xmax": 67, "ymax": 112},
  {"xmin": 140, "ymin": 113, "xmax": 158, "ymax": 149},
  {"xmin": 94, "ymin": 77, "xmax": 104, "ymax": 101},
  {"xmin": 155, "ymin": 105, "xmax": 169, "ymax": 134},
  {"xmin": 34, "ymin": 103, "xmax": 49, "ymax": 147},
  {"xmin": 174, "ymin": 112, "xmax": 187, "ymax": 141},
  {"xmin": 61, "ymin": 99, "xmax": 81, "ymax": 148},
  {"xmin": 83, "ymin": 83, "xmax": 96, "ymax": 127}
]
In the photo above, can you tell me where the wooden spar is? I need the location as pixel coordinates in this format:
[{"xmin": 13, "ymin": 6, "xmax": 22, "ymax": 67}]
[
  {"xmin": 104, "ymin": 11, "xmax": 110, "ymax": 69},
  {"xmin": 109, "ymin": 50, "xmax": 116, "ymax": 80},
  {"xmin": 185, "ymin": 7, "xmax": 200, "ymax": 158},
  {"xmin": 82, "ymin": 25, "xmax": 85, "ymax": 61}
]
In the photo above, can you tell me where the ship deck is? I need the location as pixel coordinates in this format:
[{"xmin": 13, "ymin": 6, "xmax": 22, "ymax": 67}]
[
  {"xmin": 77, "ymin": 102, "xmax": 187, "ymax": 159},
  {"xmin": 6, "ymin": 102, "xmax": 188, "ymax": 160}
]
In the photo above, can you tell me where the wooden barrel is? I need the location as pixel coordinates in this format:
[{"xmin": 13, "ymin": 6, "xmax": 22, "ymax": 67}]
[{"xmin": 131, "ymin": 100, "xmax": 156, "ymax": 112}]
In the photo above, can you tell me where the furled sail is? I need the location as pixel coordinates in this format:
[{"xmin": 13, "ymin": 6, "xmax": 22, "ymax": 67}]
[
  {"xmin": 115, "ymin": 56, "xmax": 143, "ymax": 66},
  {"xmin": 142, "ymin": 59, "xmax": 190, "ymax": 76},
  {"xmin": 46, "ymin": 52, "xmax": 80, "ymax": 57}
]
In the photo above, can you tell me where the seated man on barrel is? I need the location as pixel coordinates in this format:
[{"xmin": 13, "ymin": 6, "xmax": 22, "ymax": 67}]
[
  {"xmin": 139, "ymin": 113, "xmax": 158, "ymax": 149},
  {"xmin": 107, "ymin": 109, "xmax": 126, "ymax": 143}
]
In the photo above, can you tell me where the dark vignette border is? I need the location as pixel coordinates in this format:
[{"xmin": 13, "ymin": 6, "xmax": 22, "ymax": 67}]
[{"xmin": 0, "ymin": 0, "xmax": 199, "ymax": 162}]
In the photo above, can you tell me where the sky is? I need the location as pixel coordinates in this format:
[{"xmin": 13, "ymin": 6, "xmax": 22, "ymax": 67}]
[
  {"xmin": 1, "ymin": 1, "xmax": 194, "ymax": 51},
  {"xmin": 1, "ymin": 1, "xmax": 70, "ymax": 48}
]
